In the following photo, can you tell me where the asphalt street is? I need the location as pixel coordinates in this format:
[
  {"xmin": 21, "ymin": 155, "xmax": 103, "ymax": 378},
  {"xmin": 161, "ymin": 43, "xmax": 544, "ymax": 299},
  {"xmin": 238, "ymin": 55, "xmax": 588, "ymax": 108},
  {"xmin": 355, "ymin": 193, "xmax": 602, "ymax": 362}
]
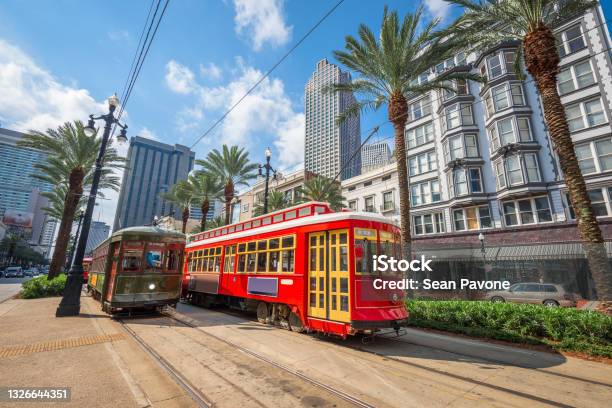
[{"xmin": 0, "ymin": 277, "xmax": 29, "ymax": 302}]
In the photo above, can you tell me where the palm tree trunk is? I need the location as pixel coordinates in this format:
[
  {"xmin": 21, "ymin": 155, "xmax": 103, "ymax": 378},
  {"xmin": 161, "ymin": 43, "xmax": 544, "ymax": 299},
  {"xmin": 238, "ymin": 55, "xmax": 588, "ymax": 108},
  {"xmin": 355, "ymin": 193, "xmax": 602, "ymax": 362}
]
[
  {"xmin": 224, "ymin": 183, "xmax": 234, "ymax": 226},
  {"xmin": 200, "ymin": 199, "xmax": 210, "ymax": 231},
  {"xmin": 182, "ymin": 207, "xmax": 189, "ymax": 234},
  {"xmin": 525, "ymin": 25, "xmax": 612, "ymax": 299},
  {"xmin": 389, "ymin": 93, "xmax": 411, "ymax": 261},
  {"xmin": 49, "ymin": 169, "xmax": 84, "ymax": 280}
]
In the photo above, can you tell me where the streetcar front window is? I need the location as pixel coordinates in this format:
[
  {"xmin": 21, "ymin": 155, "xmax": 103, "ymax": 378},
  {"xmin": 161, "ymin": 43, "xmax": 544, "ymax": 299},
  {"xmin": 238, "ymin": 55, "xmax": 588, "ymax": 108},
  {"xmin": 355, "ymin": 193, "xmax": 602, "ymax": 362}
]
[
  {"xmin": 122, "ymin": 251, "xmax": 142, "ymax": 272},
  {"xmin": 165, "ymin": 250, "xmax": 179, "ymax": 272}
]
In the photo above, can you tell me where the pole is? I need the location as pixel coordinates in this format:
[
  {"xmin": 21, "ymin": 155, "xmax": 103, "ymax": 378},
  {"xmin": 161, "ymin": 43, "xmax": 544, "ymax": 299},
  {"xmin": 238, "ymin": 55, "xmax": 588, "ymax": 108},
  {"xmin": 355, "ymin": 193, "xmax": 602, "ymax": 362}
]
[
  {"xmin": 56, "ymin": 107, "xmax": 115, "ymax": 316},
  {"xmin": 66, "ymin": 213, "xmax": 83, "ymax": 270},
  {"xmin": 263, "ymin": 154, "xmax": 271, "ymax": 214}
]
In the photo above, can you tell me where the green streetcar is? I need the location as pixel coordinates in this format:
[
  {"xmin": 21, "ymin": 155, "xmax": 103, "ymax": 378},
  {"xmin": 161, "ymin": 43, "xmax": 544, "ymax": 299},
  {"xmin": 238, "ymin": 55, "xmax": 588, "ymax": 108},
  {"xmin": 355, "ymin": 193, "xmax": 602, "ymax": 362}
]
[{"xmin": 87, "ymin": 226, "xmax": 186, "ymax": 314}]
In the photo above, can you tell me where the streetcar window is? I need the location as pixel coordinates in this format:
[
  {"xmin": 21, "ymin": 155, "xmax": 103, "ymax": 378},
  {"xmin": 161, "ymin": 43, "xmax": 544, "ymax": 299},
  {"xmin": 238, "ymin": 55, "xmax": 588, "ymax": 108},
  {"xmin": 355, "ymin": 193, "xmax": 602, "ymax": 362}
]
[
  {"xmin": 247, "ymin": 242, "xmax": 256, "ymax": 252},
  {"xmin": 246, "ymin": 253, "xmax": 256, "ymax": 272},
  {"xmin": 237, "ymin": 254, "xmax": 246, "ymax": 273},
  {"xmin": 252, "ymin": 219, "xmax": 261, "ymax": 227},
  {"xmin": 256, "ymin": 253, "xmax": 268, "ymax": 272},
  {"xmin": 355, "ymin": 238, "xmax": 375, "ymax": 274},
  {"xmin": 286, "ymin": 210, "xmax": 297, "ymax": 220},
  {"xmin": 299, "ymin": 207, "xmax": 311, "ymax": 217},
  {"xmin": 340, "ymin": 246, "xmax": 348, "ymax": 272},
  {"xmin": 122, "ymin": 252, "xmax": 142, "ymax": 272},
  {"xmin": 224, "ymin": 245, "xmax": 236, "ymax": 273},
  {"xmin": 257, "ymin": 240, "xmax": 267, "ymax": 251},
  {"xmin": 273, "ymin": 214, "xmax": 283, "ymax": 222},
  {"xmin": 228, "ymin": 226, "xmax": 235, "ymax": 233},
  {"xmin": 269, "ymin": 238, "xmax": 279, "ymax": 249},
  {"xmin": 238, "ymin": 243, "xmax": 246, "ymax": 253},
  {"xmin": 269, "ymin": 251, "xmax": 280, "ymax": 272},
  {"xmin": 236, "ymin": 224, "xmax": 243, "ymax": 231},
  {"xmin": 340, "ymin": 295, "xmax": 349, "ymax": 312},
  {"xmin": 315, "ymin": 205, "xmax": 325, "ymax": 214},
  {"xmin": 245, "ymin": 222, "xmax": 252, "ymax": 229},
  {"xmin": 282, "ymin": 236, "xmax": 294, "ymax": 248},
  {"xmin": 145, "ymin": 249, "xmax": 163, "ymax": 269},
  {"xmin": 216, "ymin": 247, "xmax": 222, "ymax": 255},
  {"xmin": 262, "ymin": 217, "xmax": 272, "ymax": 225},
  {"xmin": 281, "ymin": 250, "xmax": 294, "ymax": 272},
  {"xmin": 165, "ymin": 250, "xmax": 179, "ymax": 272}
]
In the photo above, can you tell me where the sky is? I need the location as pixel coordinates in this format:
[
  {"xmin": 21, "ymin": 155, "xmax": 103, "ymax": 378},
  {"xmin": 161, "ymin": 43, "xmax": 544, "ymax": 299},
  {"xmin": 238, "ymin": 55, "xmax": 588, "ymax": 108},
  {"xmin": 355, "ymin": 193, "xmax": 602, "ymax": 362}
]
[{"xmin": 0, "ymin": 0, "xmax": 611, "ymax": 229}]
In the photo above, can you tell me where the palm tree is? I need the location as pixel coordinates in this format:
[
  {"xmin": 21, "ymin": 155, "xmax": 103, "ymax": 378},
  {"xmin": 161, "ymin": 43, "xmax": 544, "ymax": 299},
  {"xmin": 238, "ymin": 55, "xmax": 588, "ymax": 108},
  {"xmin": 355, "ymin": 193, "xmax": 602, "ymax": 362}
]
[
  {"xmin": 442, "ymin": 0, "xmax": 610, "ymax": 298},
  {"xmin": 298, "ymin": 176, "xmax": 344, "ymax": 211},
  {"xmin": 189, "ymin": 172, "xmax": 223, "ymax": 232},
  {"xmin": 19, "ymin": 121, "xmax": 123, "ymax": 279},
  {"xmin": 197, "ymin": 145, "xmax": 258, "ymax": 225},
  {"xmin": 331, "ymin": 6, "xmax": 478, "ymax": 259},
  {"xmin": 253, "ymin": 190, "xmax": 292, "ymax": 216},
  {"xmin": 160, "ymin": 180, "xmax": 194, "ymax": 233}
]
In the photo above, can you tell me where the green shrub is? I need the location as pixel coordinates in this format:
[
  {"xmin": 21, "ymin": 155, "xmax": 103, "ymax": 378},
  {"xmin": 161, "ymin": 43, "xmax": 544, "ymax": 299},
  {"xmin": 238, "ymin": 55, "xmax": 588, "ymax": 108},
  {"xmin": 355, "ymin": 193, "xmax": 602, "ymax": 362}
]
[
  {"xmin": 405, "ymin": 300, "xmax": 612, "ymax": 358},
  {"xmin": 20, "ymin": 274, "xmax": 67, "ymax": 299}
]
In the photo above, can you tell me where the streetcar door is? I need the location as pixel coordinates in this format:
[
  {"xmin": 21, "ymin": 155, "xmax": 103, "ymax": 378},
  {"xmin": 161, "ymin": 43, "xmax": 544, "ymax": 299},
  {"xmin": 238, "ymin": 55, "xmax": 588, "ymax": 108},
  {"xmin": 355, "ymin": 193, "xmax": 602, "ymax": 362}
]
[{"xmin": 307, "ymin": 229, "xmax": 350, "ymax": 323}]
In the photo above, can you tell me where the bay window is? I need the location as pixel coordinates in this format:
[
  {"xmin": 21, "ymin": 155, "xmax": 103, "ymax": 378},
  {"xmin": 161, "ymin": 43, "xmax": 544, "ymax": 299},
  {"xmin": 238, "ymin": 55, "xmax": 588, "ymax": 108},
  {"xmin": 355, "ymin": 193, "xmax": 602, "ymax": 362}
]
[
  {"xmin": 566, "ymin": 98, "xmax": 607, "ymax": 132},
  {"xmin": 410, "ymin": 179, "xmax": 441, "ymax": 207},
  {"xmin": 485, "ymin": 83, "xmax": 526, "ymax": 117},
  {"xmin": 489, "ymin": 117, "xmax": 533, "ymax": 151},
  {"xmin": 482, "ymin": 51, "xmax": 516, "ymax": 80},
  {"xmin": 557, "ymin": 60, "xmax": 595, "ymax": 95},
  {"xmin": 493, "ymin": 153, "xmax": 541, "ymax": 188},
  {"xmin": 413, "ymin": 213, "xmax": 445, "ymax": 235},
  {"xmin": 409, "ymin": 150, "xmax": 437, "ymax": 176},
  {"xmin": 443, "ymin": 134, "xmax": 479, "ymax": 163},
  {"xmin": 442, "ymin": 103, "xmax": 473, "ymax": 132},
  {"xmin": 502, "ymin": 196, "xmax": 552, "ymax": 226},
  {"xmin": 449, "ymin": 167, "xmax": 483, "ymax": 197},
  {"xmin": 575, "ymin": 137, "xmax": 612, "ymax": 175},
  {"xmin": 453, "ymin": 205, "xmax": 492, "ymax": 231},
  {"xmin": 442, "ymin": 79, "xmax": 469, "ymax": 101},
  {"xmin": 406, "ymin": 122, "xmax": 434, "ymax": 148}
]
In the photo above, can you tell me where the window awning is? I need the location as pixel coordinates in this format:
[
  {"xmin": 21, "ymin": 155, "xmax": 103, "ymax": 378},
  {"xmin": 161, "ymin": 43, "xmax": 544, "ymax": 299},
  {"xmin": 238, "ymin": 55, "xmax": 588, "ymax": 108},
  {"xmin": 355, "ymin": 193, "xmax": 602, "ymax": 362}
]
[{"xmin": 414, "ymin": 242, "xmax": 612, "ymax": 262}]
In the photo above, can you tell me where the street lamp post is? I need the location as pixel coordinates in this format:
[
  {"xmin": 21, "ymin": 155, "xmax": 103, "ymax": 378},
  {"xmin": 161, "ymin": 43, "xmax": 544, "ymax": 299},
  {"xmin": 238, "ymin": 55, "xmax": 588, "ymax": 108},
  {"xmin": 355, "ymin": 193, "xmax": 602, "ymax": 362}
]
[
  {"xmin": 478, "ymin": 232, "xmax": 487, "ymax": 280},
  {"xmin": 65, "ymin": 212, "xmax": 84, "ymax": 271},
  {"xmin": 56, "ymin": 94, "xmax": 127, "ymax": 317},
  {"xmin": 258, "ymin": 147, "xmax": 277, "ymax": 215}
]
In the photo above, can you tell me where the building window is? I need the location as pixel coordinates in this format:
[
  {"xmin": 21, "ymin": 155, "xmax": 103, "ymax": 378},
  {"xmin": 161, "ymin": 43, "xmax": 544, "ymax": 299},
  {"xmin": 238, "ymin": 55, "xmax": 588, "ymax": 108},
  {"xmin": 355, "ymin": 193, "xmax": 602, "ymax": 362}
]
[
  {"xmin": 382, "ymin": 191, "xmax": 394, "ymax": 211},
  {"xmin": 409, "ymin": 150, "xmax": 438, "ymax": 176},
  {"xmin": 565, "ymin": 98, "xmax": 607, "ymax": 132},
  {"xmin": 406, "ymin": 121, "xmax": 434, "ymax": 148},
  {"xmin": 556, "ymin": 24, "xmax": 587, "ymax": 57},
  {"xmin": 410, "ymin": 179, "xmax": 441, "ymax": 207},
  {"xmin": 242, "ymin": 203, "xmax": 249, "ymax": 213},
  {"xmin": 364, "ymin": 196, "xmax": 375, "ymax": 212},
  {"xmin": 557, "ymin": 60, "xmax": 595, "ymax": 95},
  {"xmin": 567, "ymin": 188, "xmax": 612, "ymax": 218},
  {"xmin": 493, "ymin": 153, "xmax": 541, "ymax": 188},
  {"xmin": 502, "ymin": 196, "xmax": 553, "ymax": 226},
  {"xmin": 348, "ymin": 200, "xmax": 357, "ymax": 211},
  {"xmin": 453, "ymin": 206, "xmax": 492, "ymax": 231},
  {"xmin": 442, "ymin": 79, "xmax": 469, "ymax": 101},
  {"xmin": 481, "ymin": 51, "xmax": 515, "ymax": 80},
  {"xmin": 488, "ymin": 117, "xmax": 533, "ymax": 151},
  {"xmin": 408, "ymin": 97, "xmax": 432, "ymax": 122},
  {"xmin": 575, "ymin": 137, "xmax": 612, "ymax": 175},
  {"xmin": 441, "ymin": 103, "xmax": 473, "ymax": 132},
  {"xmin": 413, "ymin": 213, "xmax": 445, "ymax": 235},
  {"xmin": 448, "ymin": 167, "xmax": 483, "ymax": 198},
  {"xmin": 485, "ymin": 83, "xmax": 525, "ymax": 117},
  {"xmin": 443, "ymin": 134, "xmax": 479, "ymax": 163}
]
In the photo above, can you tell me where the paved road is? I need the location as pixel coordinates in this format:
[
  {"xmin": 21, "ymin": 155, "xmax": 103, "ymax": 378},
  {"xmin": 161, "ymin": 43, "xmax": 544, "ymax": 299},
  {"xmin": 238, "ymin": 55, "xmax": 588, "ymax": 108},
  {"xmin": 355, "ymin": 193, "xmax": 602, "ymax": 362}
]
[
  {"xmin": 125, "ymin": 303, "xmax": 611, "ymax": 407},
  {"xmin": 0, "ymin": 277, "xmax": 29, "ymax": 302}
]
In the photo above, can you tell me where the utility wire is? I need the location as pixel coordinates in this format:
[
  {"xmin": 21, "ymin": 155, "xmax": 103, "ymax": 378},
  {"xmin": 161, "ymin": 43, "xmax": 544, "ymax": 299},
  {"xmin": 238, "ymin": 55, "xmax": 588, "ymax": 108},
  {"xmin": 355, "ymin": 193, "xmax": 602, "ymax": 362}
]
[{"xmin": 188, "ymin": 0, "xmax": 345, "ymax": 149}]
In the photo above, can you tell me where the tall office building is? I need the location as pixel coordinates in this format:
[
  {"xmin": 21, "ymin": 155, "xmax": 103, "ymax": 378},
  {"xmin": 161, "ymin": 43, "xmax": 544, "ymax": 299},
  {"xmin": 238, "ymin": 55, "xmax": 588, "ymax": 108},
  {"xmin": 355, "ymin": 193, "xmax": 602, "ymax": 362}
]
[
  {"xmin": 85, "ymin": 221, "xmax": 110, "ymax": 254},
  {"xmin": 361, "ymin": 141, "xmax": 392, "ymax": 172},
  {"xmin": 304, "ymin": 59, "xmax": 361, "ymax": 180},
  {"xmin": 113, "ymin": 136, "xmax": 195, "ymax": 230},
  {"xmin": 0, "ymin": 128, "xmax": 55, "ymax": 247}
]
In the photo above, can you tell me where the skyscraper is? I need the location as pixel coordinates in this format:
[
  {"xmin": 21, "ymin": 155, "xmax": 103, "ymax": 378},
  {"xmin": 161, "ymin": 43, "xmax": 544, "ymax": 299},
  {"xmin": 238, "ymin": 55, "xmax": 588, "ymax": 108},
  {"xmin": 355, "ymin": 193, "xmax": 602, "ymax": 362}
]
[
  {"xmin": 113, "ymin": 136, "xmax": 195, "ymax": 230},
  {"xmin": 361, "ymin": 141, "xmax": 392, "ymax": 172},
  {"xmin": 304, "ymin": 59, "xmax": 361, "ymax": 180},
  {"xmin": 85, "ymin": 221, "xmax": 110, "ymax": 254}
]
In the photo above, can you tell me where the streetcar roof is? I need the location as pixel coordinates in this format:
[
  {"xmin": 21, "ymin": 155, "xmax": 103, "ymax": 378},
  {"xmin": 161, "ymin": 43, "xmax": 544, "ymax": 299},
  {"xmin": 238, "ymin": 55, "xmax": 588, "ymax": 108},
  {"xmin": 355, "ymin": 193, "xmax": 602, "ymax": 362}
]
[
  {"xmin": 186, "ymin": 207, "xmax": 398, "ymax": 248},
  {"xmin": 111, "ymin": 225, "xmax": 185, "ymax": 239}
]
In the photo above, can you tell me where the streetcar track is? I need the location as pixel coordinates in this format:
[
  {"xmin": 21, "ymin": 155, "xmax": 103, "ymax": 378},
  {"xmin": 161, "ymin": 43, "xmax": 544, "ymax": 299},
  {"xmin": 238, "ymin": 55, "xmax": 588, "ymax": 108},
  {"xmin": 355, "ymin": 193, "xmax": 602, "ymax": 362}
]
[
  {"xmin": 163, "ymin": 311, "xmax": 376, "ymax": 408},
  {"xmin": 178, "ymin": 304, "xmax": 609, "ymax": 406},
  {"xmin": 118, "ymin": 318, "xmax": 213, "ymax": 408}
]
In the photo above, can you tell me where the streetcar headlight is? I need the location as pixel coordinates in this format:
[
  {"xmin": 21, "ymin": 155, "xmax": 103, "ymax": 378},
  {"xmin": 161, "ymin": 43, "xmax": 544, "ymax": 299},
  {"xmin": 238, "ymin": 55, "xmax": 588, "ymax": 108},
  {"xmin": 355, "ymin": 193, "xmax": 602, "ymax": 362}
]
[{"xmin": 148, "ymin": 283, "xmax": 156, "ymax": 290}]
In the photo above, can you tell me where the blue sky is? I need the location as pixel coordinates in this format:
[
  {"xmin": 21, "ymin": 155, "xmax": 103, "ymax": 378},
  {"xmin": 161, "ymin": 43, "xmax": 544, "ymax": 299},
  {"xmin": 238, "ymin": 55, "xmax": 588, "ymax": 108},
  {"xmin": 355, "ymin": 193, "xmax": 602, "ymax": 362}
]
[{"xmin": 0, "ymin": 0, "xmax": 611, "ymax": 226}]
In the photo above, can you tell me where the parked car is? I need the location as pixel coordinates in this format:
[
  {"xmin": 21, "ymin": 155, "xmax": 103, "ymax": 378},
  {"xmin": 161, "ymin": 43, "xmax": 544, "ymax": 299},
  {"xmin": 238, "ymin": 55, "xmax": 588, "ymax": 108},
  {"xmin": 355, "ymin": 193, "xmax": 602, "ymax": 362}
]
[
  {"xmin": 4, "ymin": 266, "xmax": 23, "ymax": 278},
  {"xmin": 23, "ymin": 269, "xmax": 35, "ymax": 277},
  {"xmin": 487, "ymin": 282, "xmax": 579, "ymax": 307}
]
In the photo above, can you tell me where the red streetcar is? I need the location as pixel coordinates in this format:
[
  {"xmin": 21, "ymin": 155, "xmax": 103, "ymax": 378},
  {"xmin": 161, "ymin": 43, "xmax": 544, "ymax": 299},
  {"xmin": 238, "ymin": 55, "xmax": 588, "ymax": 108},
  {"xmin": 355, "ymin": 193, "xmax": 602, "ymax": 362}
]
[{"xmin": 183, "ymin": 202, "xmax": 408, "ymax": 338}]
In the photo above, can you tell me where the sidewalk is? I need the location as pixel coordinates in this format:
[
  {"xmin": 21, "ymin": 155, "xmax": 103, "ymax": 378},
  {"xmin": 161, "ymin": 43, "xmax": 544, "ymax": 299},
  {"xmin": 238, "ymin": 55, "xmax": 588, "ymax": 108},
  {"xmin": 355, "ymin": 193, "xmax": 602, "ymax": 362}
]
[{"xmin": 0, "ymin": 295, "xmax": 196, "ymax": 407}]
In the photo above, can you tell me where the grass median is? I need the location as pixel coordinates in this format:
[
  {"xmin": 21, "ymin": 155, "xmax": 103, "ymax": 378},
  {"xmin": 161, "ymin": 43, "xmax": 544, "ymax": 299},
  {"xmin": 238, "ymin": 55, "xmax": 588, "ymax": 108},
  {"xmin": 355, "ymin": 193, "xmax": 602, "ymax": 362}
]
[{"xmin": 405, "ymin": 299, "xmax": 612, "ymax": 358}]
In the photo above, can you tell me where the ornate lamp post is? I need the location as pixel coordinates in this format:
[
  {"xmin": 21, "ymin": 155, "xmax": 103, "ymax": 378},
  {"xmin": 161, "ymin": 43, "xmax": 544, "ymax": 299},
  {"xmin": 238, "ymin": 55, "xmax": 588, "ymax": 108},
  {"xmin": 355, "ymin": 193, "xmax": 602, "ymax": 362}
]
[
  {"xmin": 258, "ymin": 147, "xmax": 277, "ymax": 215},
  {"xmin": 478, "ymin": 232, "xmax": 487, "ymax": 280},
  {"xmin": 56, "ymin": 94, "xmax": 128, "ymax": 317}
]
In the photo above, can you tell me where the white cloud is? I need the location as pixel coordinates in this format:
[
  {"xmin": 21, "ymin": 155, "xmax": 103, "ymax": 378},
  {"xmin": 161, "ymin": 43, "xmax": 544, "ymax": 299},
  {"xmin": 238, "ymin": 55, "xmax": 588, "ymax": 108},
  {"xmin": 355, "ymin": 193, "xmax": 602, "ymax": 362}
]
[
  {"xmin": 424, "ymin": 0, "xmax": 452, "ymax": 21},
  {"xmin": 233, "ymin": 0, "xmax": 292, "ymax": 51},
  {"xmin": 138, "ymin": 127, "xmax": 159, "ymax": 140},
  {"xmin": 164, "ymin": 60, "xmax": 197, "ymax": 94},
  {"xmin": 170, "ymin": 57, "xmax": 304, "ymax": 168},
  {"xmin": 199, "ymin": 62, "xmax": 222, "ymax": 81},
  {"xmin": 107, "ymin": 29, "xmax": 129, "ymax": 42}
]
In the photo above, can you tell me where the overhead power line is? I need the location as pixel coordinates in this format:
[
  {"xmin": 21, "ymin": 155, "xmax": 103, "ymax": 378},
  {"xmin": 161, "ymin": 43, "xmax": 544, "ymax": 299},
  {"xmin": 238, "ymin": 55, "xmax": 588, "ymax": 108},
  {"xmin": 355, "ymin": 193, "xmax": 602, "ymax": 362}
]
[{"xmin": 188, "ymin": 0, "xmax": 346, "ymax": 149}]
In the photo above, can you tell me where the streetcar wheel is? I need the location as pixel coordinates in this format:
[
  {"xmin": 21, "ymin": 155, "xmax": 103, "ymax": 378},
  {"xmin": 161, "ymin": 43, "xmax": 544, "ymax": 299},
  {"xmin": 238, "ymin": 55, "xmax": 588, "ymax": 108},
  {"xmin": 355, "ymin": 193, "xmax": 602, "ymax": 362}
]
[
  {"xmin": 288, "ymin": 312, "xmax": 305, "ymax": 333},
  {"xmin": 256, "ymin": 302, "xmax": 269, "ymax": 324}
]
